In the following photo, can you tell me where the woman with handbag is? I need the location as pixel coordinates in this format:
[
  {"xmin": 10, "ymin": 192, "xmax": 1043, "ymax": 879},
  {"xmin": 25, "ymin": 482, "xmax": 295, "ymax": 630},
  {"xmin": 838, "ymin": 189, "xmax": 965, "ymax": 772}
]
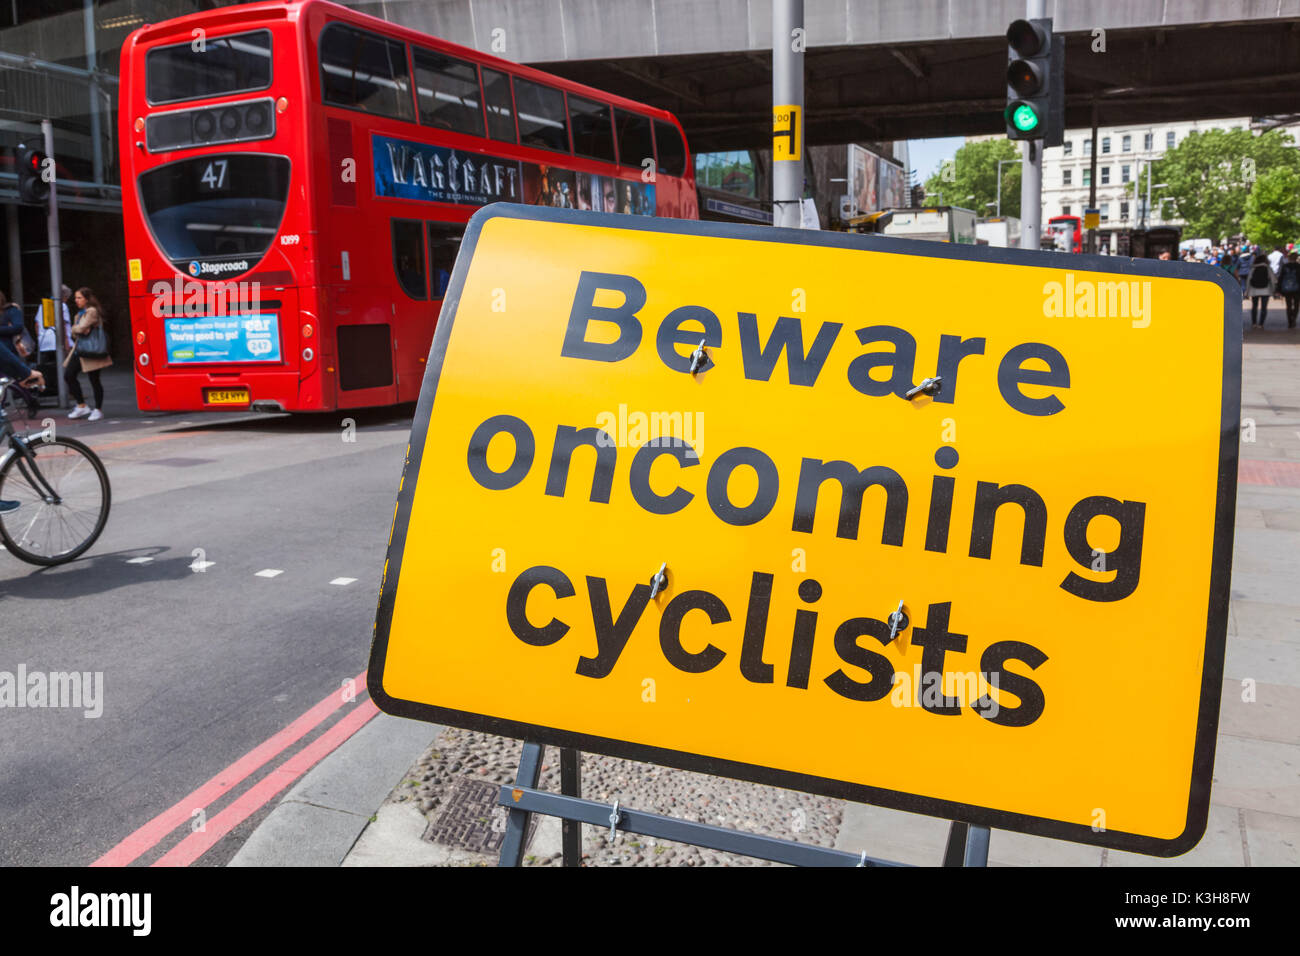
[{"xmin": 64, "ymin": 287, "xmax": 112, "ymax": 421}]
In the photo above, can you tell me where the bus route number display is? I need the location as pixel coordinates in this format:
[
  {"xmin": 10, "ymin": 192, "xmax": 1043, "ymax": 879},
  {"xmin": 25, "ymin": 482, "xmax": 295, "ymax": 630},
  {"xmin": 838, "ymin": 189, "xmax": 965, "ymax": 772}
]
[{"xmin": 369, "ymin": 205, "xmax": 1239, "ymax": 857}]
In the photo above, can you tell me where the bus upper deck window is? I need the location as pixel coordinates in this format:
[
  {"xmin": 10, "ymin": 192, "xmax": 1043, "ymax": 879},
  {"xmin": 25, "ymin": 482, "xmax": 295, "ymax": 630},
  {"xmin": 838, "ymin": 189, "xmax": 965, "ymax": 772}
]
[
  {"xmin": 320, "ymin": 24, "xmax": 413, "ymax": 122},
  {"xmin": 413, "ymin": 47, "xmax": 484, "ymax": 138},
  {"xmin": 614, "ymin": 110, "xmax": 654, "ymax": 171},
  {"xmin": 482, "ymin": 68, "xmax": 516, "ymax": 143},
  {"xmin": 568, "ymin": 95, "xmax": 615, "ymax": 164},
  {"xmin": 513, "ymin": 77, "xmax": 568, "ymax": 153},
  {"xmin": 654, "ymin": 120, "xmax": 686, "ymax": 178},
  {"xmin": 146, "ymin": 30, "xmax": 271, "ymax": 105}
]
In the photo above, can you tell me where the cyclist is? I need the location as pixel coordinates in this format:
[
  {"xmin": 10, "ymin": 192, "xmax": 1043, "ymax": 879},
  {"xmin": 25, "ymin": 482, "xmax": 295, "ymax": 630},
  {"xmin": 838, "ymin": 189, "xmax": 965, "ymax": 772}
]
[{"xmin": 0, "ymin": 344, "xmax": 46, "ymax": 513}]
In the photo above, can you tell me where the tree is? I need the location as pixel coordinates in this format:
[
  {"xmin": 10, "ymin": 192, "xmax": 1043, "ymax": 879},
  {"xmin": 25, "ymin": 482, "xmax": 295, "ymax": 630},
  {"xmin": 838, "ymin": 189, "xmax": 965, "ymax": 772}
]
[
  {"xmin": 1149, "ymin": 128, "xmax": 1300, "ymax": 240},
  {"xmin": 923, "ymin": 139, "xmax": 1021, "ymax": 217},
  {"xmin": 1242, "ymin": 166, "xmax": 1300, "ymax": 249}
]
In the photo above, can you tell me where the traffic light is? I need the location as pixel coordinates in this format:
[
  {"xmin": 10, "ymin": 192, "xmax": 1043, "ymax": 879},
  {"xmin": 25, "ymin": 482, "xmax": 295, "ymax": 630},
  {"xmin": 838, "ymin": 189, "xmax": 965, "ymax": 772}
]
[
  {"xmin": 1004, "ymin": 18, "xmax": 1063, "ymax": 146},
  {"xmin": 16, "ymin": 143, "xmax": 50, "ymax": 205}
]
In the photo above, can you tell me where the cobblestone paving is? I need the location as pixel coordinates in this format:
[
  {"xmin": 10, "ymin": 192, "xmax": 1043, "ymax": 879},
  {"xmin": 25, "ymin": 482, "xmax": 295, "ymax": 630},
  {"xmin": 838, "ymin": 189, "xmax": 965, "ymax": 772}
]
[{"xmin": 392, "ymin": 726, "xmax": 843, "ymax": 866}]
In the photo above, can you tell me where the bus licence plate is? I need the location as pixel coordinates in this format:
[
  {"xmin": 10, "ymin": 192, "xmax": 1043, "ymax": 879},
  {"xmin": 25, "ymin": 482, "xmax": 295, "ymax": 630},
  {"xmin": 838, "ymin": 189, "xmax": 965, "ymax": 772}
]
[{"xmin": 204, "ymin": 388, "xmax": 249, "ymax": 406}]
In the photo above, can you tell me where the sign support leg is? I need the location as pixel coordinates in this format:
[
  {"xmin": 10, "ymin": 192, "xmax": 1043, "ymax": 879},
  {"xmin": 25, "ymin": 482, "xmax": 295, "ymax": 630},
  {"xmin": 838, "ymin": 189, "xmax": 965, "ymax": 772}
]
[
  {"xmin": 498, "ymin": 741, "xmax": 544, "ymax": 866},
  {"xmin": 942, "ymin": 821, "xmax": 990, "ymax": 867},
  {"xmin": 560, "ymin": 747, "xmax": 582, "ymax": 867}
]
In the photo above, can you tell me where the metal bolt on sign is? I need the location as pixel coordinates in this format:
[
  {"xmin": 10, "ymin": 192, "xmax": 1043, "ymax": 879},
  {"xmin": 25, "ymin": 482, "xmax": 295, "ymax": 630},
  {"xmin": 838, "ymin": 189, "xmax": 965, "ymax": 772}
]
[
  {"xmin": 649, "ymin": 562, "xmax": 668, "ymax": 598},
  {"xmin": 688, "ymin": 339, "xmax": 709, "ymax": 375},
  {"xmin": 905, "ymin": 376, "xmax": 942, "ymax": 399},
  {"xmin": 608, "ymin": 800, "xmax": 622, "ymax": 843},
  {"xmin": 888, "ymin": 600, "xmax": 909, "ymax": 641}
]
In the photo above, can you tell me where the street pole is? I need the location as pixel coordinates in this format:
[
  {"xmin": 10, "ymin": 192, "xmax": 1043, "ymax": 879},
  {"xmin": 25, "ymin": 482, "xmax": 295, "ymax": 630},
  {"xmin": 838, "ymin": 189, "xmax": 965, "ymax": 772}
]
[
  {"xmin": 772, "ymin": 0, "xmax": 804, "ymax": 229},
  {"xmin": 42, "ymin": 118, "xmax": 67, "ymax": 408},
  {"xmin": 1146, "ymin": 160, "xmax": 1153, "ymax": 232},
  {"xmin": 1088, "ymin": 102, "xmax": 1099, "ymax": 253},
  {"xmin": 1019, "ymin": 0, "xmax": 1045, "ymax": 249}
]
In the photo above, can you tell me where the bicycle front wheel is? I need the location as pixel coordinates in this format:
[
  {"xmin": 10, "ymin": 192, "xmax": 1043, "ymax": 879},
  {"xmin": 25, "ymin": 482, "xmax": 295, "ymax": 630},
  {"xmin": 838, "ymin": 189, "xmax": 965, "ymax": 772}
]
[{"xmin": 0, "ymin": 436, "xmax": 111, "ymax": 566}]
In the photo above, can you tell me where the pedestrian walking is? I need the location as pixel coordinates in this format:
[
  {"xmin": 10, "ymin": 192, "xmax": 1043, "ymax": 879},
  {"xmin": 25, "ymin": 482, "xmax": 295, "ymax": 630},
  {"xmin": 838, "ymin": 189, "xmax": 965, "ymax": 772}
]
[
  {"xmin": 36, "ymin": 285, "xmax": 73, "ymax": 362},
  {"xmin": 64, "ymin": 287, "xmax": 112, "ymax": 421},
  {"xmin": 1279, "ymin": 251, "xmax": 1300, "ymax": 329},
  {"xmin": 1220, "ymin": 247, "xmax": 1237, "ymax": 276},
  {"xmin": 1247, "ymin": 252, "xmax": 1277, "ymax": 327},
  {"xmin": 1236, "ymin": 246, "xmax": 1254, "ymax": 298}
]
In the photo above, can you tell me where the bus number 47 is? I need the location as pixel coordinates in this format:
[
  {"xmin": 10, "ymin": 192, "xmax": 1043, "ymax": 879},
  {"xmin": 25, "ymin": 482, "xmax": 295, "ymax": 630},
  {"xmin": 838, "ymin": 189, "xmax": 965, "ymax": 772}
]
[{"xmin": 200, "ymin": 159, "xmax": 228, "ymax": 190}]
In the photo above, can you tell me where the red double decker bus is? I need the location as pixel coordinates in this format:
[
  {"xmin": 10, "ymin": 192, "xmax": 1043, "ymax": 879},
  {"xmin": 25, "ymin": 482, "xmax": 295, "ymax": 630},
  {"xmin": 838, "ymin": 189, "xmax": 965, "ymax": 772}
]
[
  {"xmin": 1045, "ymin": 214, "xmax": 1083, "ymax": 254},
  {"xmin": 119, "ymin": 0, "xmax": 698, "ymax": 412}
]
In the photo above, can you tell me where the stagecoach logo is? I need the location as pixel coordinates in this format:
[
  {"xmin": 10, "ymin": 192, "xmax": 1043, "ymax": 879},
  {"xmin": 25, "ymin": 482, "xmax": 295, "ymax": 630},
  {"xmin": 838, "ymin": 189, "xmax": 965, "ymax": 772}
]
[
  {"xmin": 374, "ymin": 134, "xmax": 522, "ymax": 207},
  {"xmin": 187, "ymin": 259, "xmax": 250, "ymax": 278}
]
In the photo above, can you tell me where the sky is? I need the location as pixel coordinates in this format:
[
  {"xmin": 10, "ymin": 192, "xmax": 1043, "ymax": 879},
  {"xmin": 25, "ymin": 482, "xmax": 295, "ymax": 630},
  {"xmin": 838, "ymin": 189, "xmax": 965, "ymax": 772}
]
[{"xmin": 906, "ymin": 136, "xmax": 965, "ymax": 183}]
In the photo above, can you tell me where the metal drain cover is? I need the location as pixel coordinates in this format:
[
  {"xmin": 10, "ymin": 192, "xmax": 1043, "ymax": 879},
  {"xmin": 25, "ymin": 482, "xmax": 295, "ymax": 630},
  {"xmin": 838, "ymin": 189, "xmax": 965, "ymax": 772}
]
[{"xmin": 422, "ymin": 777, "xmax": 536, "ymax": 854}]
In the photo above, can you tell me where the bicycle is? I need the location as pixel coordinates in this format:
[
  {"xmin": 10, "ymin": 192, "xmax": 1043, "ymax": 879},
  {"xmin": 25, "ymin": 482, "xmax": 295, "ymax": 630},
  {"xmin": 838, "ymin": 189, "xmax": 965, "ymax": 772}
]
[{"xmin": 0, "ymin": 377, "xmax": 111, "ymax": 565}]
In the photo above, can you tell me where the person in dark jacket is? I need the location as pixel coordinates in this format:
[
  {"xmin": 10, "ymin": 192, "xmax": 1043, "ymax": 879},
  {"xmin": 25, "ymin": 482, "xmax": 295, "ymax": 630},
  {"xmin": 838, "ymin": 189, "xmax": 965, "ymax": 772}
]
[
  {"xmin": 0, "ymin": 331, "xmax": 46, "ymax": 514},
  {"xmin": 1235, "ymin": 247, "xmax": 1255, "ymax": 298},
  {"xmin": 1247, "ymin": 250, "xmax": 1277, "ymax": 326},
  {"xmin": 1279, "ymin": 251, "xmax": 1300, "ymax": 329},
  {"xmin": 0, "ymin": 291, "xmax": 25, "ymax": 355}
]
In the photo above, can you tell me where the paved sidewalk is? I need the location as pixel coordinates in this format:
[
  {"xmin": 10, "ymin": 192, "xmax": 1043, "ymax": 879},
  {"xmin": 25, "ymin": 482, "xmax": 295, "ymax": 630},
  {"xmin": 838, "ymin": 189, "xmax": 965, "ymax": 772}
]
[{"xmin": 233, "ymin": 302, "xmax": 1300, "ymax": 867}]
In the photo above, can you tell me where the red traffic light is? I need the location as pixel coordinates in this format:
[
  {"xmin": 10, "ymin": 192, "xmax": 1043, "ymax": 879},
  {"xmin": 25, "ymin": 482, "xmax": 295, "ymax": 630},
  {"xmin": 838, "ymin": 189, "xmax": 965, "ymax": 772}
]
[{"xmin": 16, "ymin": 143, "xmax": 51, "ymax": 205}]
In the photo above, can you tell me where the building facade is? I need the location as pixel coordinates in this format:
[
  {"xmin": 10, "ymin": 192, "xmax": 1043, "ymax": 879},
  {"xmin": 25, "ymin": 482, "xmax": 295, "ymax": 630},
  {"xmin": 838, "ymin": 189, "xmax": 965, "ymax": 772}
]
[{"xmin": 1041, "ymin": 118, "xmax": 1253, "ymax": 252}]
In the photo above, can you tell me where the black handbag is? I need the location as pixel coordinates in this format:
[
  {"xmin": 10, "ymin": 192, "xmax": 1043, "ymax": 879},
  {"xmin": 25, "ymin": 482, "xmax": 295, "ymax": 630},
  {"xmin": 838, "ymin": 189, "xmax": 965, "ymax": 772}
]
[{"xmin": 76, "ymin": 319, "xmax": 109, "ymax": 359}]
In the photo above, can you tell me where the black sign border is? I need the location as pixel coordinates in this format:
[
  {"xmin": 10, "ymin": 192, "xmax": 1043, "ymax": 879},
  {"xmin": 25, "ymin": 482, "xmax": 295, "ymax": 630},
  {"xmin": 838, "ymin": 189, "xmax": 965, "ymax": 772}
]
[{"xmin": 369, "ymin": 203, "xmax": 1240, "ymax": 858}]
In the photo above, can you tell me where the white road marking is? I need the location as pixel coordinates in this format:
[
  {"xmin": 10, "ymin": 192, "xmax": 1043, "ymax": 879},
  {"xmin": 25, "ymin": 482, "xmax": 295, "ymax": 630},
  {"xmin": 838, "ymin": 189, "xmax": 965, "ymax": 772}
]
[
  {"xmin": 126, "ymin": 556, "xmax": 154, "ymax": 564},
  {"xmin": 255, "ymin": 568, "xmax": 284, "ymax": 578},
  {"xmin": 190, "ymin": 561, "xmax": 215, "ymax": 571},
  {"xmin": 330, "ymin": 577, "xmax": 357, "ymax": 586}
]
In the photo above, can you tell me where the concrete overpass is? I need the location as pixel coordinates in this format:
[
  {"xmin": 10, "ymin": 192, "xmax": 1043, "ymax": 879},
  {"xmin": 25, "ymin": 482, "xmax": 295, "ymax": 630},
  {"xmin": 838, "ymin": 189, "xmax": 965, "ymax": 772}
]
[{"xmin": 350, "ymin": 0, "xmax": 1300, "ymax": 151}]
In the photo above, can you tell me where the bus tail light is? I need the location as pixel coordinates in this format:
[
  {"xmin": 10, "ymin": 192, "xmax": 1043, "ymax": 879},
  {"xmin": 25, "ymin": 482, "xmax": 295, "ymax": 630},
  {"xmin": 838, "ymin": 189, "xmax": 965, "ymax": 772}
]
[
  {"xmin": 136, "ymin": 330, "xmax": 146, "ymax": 345},
  {"xmin": 139, "ymin": 353, "xmax": 150, "ymax": 367},
  {"xmin": 302, "ymin": 348, "xmax": 314, "ymax": 362},
  {"xmin": 301, "ymin": 323, "xmax": 313, "ymax": 338},
  {"xmin": 276, "ymin": 97, "xmax": 288, "ymax": 113}
]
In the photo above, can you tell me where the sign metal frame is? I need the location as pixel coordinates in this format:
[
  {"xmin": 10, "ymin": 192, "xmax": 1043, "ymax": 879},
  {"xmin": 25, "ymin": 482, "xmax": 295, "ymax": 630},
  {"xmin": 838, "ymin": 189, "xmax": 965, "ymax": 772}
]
[{"xmin": 369, "ymin": 203, "xmax": 1240, "ymax": 858}]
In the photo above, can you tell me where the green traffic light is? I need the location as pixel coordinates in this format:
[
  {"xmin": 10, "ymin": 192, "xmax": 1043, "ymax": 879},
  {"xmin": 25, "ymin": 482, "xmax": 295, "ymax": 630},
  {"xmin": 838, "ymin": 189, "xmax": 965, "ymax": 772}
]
[{"xmin": 1011, "ymin": 103, "xmax": 1040, "ymax": 132}]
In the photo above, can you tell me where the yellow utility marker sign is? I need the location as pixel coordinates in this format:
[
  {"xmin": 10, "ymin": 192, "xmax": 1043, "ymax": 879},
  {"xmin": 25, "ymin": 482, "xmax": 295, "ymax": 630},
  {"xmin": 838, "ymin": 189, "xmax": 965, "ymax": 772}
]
[
  {"xmin": 773, "ymin": 105, "xmax": 801, "ymax": 160},
  {"xmin": 370, "ymin": 205, "xmax": 1239, "ymax": 856}
]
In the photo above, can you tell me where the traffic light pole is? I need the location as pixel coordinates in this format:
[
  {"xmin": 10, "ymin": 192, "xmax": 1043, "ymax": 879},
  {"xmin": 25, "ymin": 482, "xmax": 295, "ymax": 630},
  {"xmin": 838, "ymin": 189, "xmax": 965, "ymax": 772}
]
[
  {"xmin": 42, "ymin": 119, "xmax": 68, "ymax": 408},
  {"xmin": 1018, "ymin": 0, "xmax": 1045, "ymax": 250},
  {"xmin": 772, "ymin": 0, "xmax": 804, "ymax": 229}
]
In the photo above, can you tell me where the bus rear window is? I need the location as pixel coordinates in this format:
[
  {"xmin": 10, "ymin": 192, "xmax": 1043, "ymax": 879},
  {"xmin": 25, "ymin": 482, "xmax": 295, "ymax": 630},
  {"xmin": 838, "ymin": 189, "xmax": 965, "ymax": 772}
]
[
  {"xmin": 513, "ymin": 78, "xmax": 568, "ymax": 152},
  {"xmin": 139, "ymin": 154, "xmax": 290, "ymax": 268},
  {"xmin": 146, "ymin": 30, "xmax": 272, "ymax": 105},
  {"xmin": 320, "ymin": 23, "xmax": 413, "ymax": 122}
]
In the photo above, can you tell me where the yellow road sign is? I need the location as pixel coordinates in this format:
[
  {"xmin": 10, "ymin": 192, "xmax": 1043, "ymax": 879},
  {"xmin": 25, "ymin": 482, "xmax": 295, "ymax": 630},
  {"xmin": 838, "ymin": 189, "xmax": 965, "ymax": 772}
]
[{"xmin": 370, "ymin": 205, "xmax": 1239, "ymax": 856}]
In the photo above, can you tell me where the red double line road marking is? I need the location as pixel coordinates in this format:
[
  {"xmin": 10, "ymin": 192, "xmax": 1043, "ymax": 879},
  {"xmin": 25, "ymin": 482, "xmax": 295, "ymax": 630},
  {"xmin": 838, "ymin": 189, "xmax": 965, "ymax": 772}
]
[
  {"xmin": 92, "ymin": 668, "xmax": 371, "ymax": 867},
  {"xmin": 154, "ymin": 698, "xmax": 380, "ymax": 867}
]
